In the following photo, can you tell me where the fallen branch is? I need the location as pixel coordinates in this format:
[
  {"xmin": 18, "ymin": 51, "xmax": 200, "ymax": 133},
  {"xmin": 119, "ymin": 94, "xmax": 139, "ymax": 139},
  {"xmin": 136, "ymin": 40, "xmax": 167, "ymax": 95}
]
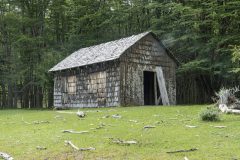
[
  {"xmin": 65, "ymin": 141, "xmax": 79, "ymax": 150},
  {"xmin": 214, "ymin": 126, "xmax": 226, "ymax": 128},
  {"xmin": 21, "ymin": 117, "xmax": 31, "ymax": 125},
  {"xmin": 79, "ymin": 147, "xmax": 95, "ymax": 151},
  {"xmin": 143, "ymin": 125, "xmax": 156, "ymax": 129},
  {"xmin": 166, "ymin": 148, "xmax": 198, "ymax": 154},
  {"xmin": 185, "ymin": 125, "xmax": 197, "ymax": 128},
  {"xmin": 62, "ymin": 130, "xmax": 89, "ymax": 134},
  {"xmin": 112, "ymin": 139, "xmax": 137, "ymax": 145},
  {"xmin": 227, "ymin": 109, "xmax": 240, "ymax": 114},
  {"xmin": 219, "ymin": 104, "xmax": 240, "ymax": 114},
  {"xmin": 0, "ymin": 152, "xmax": 14, "ymax": 160},
  {"xmin": 36, "ymin": 146, "xmax": 47, "ymax": 150},
  {"xmin": 64, "ymin": 141, "xmax": 96, "ymax": 151}
]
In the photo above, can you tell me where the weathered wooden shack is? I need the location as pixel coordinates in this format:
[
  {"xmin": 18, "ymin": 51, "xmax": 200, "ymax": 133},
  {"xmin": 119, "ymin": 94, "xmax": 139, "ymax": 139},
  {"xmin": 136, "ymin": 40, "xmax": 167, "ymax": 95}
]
[{"xmin": 49, "ymin": 32, "xmax": 178, "ymax": 108}]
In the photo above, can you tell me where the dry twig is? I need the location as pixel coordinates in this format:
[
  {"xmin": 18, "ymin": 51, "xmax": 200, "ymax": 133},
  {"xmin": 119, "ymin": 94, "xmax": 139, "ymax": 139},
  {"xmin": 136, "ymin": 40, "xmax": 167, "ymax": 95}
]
[
  {"xmin": 143, "ymin": 125, "xmax": 156, "ymax": 129},
  {"xmin": 111, "ymin": 138, "xmax": 137, "ymax": 145},
  {"xmin": 62, "ymin": 130, "xmax": 89, "ymax": 134},
  {"xmin": 36, "ymin": 146, "xmax": 47, "ymax": 150},
  {"xmin": 64, "ymin": 141, "xmax": 95, "ymax": 151},
  {"xmin": 167, "ymin": 148, "xmax": 198, "ymax": 154},
  {"xmin": 214, "ymin": 126, "xmax": 226, "ymax": 128}
]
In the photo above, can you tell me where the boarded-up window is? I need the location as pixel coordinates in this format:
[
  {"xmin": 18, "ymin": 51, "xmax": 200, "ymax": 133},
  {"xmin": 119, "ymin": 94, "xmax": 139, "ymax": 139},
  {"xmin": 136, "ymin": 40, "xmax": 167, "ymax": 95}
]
[
  {"xmin": 61, "ymin": 76, "xmax": 77, "ymax": 94},
  {"xmin": 67, "ymin": 76, "xmax": 77, "ymax": 94},
  {"xmin": 61, "ymin": 77, "xmax": 67, "ymax": 93},
  {"xmin": 88, "ymin": 71, "xmax": 106, "ymax": 96},
  {"xmin": 54, "ymin": 76, "xmax": 62, "ymax": 92}
]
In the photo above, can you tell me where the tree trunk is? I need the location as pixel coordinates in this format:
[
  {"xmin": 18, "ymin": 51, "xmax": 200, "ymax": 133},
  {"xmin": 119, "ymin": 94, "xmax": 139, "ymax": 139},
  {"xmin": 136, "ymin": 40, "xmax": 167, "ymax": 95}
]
[
  {"xmin": 48, "ymin": 87, "xmax": 53, "ymax": 108},
  {"xmin": 7, "ymin": 83, "xmax": 13, "ymax": 108},
  {"xmin": 23, "ymin": 87, "xmax": 29, "ymax": 108},
  {"xmin": 1, "ymin": 82, "xmax": 6, "ymax": 108},
  {"xmin": 13, "ymin": 83, "xmax": 17, "ymax": 108}
]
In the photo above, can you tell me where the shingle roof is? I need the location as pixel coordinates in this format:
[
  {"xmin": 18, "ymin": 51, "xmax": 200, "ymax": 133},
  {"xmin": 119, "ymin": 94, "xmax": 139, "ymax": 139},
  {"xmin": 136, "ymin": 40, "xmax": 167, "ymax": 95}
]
[{"xmin": 49, "ymin": 32, "xmax": 151, "ymax": 72}]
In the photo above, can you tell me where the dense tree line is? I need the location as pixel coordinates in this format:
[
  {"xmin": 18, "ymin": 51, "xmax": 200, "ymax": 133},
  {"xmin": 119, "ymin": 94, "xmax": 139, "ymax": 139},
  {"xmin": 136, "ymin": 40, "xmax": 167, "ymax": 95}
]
[{"xmin": 0, "ymin": 0, "xmax": 239, "ymax": 108}]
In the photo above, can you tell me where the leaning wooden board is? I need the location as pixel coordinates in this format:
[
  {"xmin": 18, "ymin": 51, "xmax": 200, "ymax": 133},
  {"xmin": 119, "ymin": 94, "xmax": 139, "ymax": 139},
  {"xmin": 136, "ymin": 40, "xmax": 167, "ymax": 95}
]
[{"xmin": 156, "ymin": 67, "xmax": 170, "ymax": 105}]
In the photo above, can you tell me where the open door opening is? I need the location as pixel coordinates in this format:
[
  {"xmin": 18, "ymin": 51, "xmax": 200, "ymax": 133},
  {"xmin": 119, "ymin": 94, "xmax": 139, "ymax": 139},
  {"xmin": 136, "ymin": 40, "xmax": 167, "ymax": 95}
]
[{"xmin": 144, "ymin": 71, "xmax": 161, "ymax": 105}]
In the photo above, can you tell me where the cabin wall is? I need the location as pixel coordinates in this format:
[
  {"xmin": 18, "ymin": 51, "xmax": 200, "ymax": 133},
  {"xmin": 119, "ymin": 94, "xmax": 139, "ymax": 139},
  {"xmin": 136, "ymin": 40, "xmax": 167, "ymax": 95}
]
[
  {"xmin": 53, "ymin": 60, "xmax": 120, "ymax": 108},
  {"xmin": 120, "ymin": 34, "xmax": 176, "ymax": 106}
]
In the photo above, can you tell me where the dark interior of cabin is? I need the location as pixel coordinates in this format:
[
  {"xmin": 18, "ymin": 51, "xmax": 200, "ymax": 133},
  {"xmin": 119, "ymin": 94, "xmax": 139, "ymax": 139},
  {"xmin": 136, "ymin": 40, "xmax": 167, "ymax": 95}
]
[
  {"xmin": 144, "ymin": 71, "xmax": 155, "ymax": 105},
  {"xmin": 144, "ymin": 71, "xmax": 161, "ymax": 105}
]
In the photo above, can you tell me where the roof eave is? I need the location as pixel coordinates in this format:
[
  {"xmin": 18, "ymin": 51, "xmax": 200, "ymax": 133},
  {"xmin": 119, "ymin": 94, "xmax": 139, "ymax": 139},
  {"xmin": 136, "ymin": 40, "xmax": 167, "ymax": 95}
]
[{"xmin": 48, "ymin": 57, "xmax": 121, "ymax": 73}]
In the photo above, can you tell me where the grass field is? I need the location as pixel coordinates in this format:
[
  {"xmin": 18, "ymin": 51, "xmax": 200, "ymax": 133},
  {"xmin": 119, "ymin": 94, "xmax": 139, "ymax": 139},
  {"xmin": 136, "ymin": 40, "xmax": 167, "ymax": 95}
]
[{"xmin": 1, "ymin": 105, "xmax": 240, "ymax": 160}]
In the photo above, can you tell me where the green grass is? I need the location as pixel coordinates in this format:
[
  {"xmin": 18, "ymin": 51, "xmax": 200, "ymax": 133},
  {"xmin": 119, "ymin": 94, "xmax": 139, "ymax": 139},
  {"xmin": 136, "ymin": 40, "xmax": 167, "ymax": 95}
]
[{"xmin": 1, "ymin": 105, "xmax": 240, "ymax": 160}]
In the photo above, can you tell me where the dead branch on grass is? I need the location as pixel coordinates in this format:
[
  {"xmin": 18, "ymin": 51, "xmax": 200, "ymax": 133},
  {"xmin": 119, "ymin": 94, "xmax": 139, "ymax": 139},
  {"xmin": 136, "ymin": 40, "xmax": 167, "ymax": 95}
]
[
  {"xmin": 143, "ymin": 125, "xmax": 156, "ymax": 129},
  {"xmin": 36, "ymin": 146, "xmax": 47, "ymax": 150},
  {"xmin": 21, "ymin": 117, "xmax": 31, "ymax": 124},
  {"xmin": 185, "ymin": 125, "xmax": 197, "ymax": 128},
  {"xmin": 64, "ymin": 141, "xmax": 95, "ymax": 151},
  {"xmin": 65, "ymin": 141, "xmax": 79, "ymax": 150},
  {"xmin": 111, "ymin": 138, "xmax": 138, "ymax": 145},
  {"xmin": 166, "ymin": 148, "xmax": 198, "ymax": 154},
  {"xmin": 214, "ymin": 126, "xmax": 226, "ymax": 128},
  {"xmin": 62, "ymin": 130, "xmax": 89, "ymax": 134}
]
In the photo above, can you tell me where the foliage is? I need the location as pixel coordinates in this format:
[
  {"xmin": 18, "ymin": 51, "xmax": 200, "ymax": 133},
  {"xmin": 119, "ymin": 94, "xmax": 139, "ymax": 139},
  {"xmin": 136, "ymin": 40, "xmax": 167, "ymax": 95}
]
[
  {"xmin": 177, "ymin": 59, "xmax": 210, "ymax": 74},
  {"xmin": 232, "ymin": 46, "xmax": 240, "ymax": 63},
  {"xmin": 200, "ymin": 106, "xmax": 221, "ymax": 121},
  {"xmin": 231, "ymin": 46, "xmax": 240, "ymax": 75}
]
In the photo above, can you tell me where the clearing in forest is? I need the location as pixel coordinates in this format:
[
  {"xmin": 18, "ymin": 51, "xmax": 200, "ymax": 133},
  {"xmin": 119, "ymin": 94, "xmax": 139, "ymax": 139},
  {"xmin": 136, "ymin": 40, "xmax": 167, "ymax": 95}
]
[{"xmin": 0, "ymin": 106, "xmax": 239, "ymax": 160}]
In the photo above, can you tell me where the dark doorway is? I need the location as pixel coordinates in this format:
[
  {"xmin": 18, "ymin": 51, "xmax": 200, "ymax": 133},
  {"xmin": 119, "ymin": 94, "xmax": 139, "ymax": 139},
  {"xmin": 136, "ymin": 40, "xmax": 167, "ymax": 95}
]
[{"xmin": 144, "ymin": 71, "xmax": 156, "ymax": 105}]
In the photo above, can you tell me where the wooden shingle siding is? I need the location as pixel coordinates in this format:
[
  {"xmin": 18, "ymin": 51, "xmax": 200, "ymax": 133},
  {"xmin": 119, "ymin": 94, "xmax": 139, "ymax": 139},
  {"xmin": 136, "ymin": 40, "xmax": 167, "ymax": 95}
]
[
  {"xmin": 120, "ymin": 34, "xmax": 176, "ymax": 106},
  {"xmin": 53, "ymin": 60, "xmax": 120, "ymax": 108}
]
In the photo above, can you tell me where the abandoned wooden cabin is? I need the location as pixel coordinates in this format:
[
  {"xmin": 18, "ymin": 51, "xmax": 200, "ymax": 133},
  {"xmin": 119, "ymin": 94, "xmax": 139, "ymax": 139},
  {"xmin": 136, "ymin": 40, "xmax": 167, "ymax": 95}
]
[{"xmin": 49, "ymin": 31, "xmax": 177, "ymax": 108}]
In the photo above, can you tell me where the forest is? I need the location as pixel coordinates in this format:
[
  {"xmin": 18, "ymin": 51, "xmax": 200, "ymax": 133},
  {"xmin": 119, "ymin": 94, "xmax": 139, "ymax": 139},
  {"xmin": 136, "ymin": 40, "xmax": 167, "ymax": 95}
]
[{"xmin": 0, "ymin": 0, "xmax": 240, "ymax": 108}]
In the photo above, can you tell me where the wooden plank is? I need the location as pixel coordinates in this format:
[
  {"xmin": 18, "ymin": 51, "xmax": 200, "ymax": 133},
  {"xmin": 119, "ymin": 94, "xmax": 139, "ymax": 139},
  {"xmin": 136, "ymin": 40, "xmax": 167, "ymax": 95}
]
[
  {"xmin": 156, "ymin": 67, "xmax": 170, "ymax": 105},
  {"xmin": 157, "ymin": 96, "xmax": 161, "ymax": 105}
]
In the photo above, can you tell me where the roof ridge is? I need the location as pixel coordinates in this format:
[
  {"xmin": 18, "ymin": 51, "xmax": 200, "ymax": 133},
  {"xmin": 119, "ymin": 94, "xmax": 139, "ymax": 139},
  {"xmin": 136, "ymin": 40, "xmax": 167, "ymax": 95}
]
[{"xmin": 78, "ymin": 31, "xmax": 151, "ymax": 50}]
